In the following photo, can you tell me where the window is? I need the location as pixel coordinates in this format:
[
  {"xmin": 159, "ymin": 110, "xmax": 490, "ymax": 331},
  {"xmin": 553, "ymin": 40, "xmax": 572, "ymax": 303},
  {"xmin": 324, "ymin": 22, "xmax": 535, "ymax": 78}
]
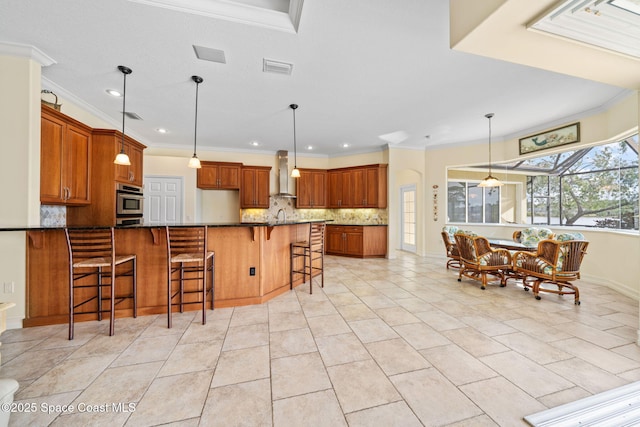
[
  {"xmin": 447, "ymin": 181, "xmax": 500, "ymax": 224},
  {"xmin": 400, "ymin": 185, "xmax": 416, "ymax": 252},
  {"xmin": 526, "ymin": 137, "xmax": 638, "ymax": 230}
]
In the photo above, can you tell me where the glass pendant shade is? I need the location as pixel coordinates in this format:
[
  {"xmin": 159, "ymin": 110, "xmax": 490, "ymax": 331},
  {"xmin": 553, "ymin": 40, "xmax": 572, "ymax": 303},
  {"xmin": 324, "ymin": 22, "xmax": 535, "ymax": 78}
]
[
  {"xmin": 478, "ymin": 113, "xmax": 502, "ymax": 187},
  {"xmin": 291, "ymin": 167, "xmax": 300, "ymax": 178},
  {"xmin": 114, "ymin": 65, "xmax": 132, "ymax": 165},
  {"xmin": 188, "ymin": 155, "xmax": 201, "ymax": 169},
  {"xmin": 188, "ymin": 75, "xmax": 204, "ymax": 169},
  {"xmin": 114, "ymin": 152, "xmax": 131, "ymax": 166},
  {"xmin": 478, "ymin": 175, "xmax": 503, "ymax": 187}
]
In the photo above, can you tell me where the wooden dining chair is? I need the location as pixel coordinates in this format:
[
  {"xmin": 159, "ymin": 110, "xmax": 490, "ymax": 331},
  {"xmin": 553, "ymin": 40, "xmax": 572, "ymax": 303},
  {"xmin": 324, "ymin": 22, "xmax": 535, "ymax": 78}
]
[
  {"xmin": 512, "ymin": 234, "xmax": 588, "ymax": 305},
  {"xmin": 454, "ymin": 232, "xmax": 511, "ymax": 290},
  {"xmin": 441, "ymin": 231, "xmax": 461, "ymax": 269}
]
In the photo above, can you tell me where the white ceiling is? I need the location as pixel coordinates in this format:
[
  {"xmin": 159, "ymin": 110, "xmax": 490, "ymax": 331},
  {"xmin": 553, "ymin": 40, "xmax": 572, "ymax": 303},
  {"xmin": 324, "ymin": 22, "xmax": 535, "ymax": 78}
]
[{"xmin": 0, "ymin": 0, "xmax": 632, "ymax": 157}]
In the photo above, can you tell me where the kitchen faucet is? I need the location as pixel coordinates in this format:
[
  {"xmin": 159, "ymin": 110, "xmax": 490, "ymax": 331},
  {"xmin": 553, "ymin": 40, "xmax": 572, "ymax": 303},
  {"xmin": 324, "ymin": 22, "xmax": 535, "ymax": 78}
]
[{"xmin": 276, "ymin": 208, "xmax": 286, "ymax": 223}]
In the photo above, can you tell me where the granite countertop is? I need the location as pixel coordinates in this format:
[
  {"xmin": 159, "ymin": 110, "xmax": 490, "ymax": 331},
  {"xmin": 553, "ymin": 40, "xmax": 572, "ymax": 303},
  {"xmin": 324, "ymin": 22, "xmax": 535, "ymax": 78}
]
[
  {"xmin": 327, "ymin": 223, "xmax": 388, "ymax": 226},
  {"xmin": 0, "ymin": 219, "xmax": 330, "ymax": 232}
]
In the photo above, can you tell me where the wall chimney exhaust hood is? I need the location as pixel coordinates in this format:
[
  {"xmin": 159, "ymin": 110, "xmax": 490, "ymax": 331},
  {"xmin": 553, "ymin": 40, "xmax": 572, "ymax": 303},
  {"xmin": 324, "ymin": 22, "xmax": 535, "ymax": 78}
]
[{"xmin": 276, "ymin": 150, "xmax": 296, "ymax": 198}]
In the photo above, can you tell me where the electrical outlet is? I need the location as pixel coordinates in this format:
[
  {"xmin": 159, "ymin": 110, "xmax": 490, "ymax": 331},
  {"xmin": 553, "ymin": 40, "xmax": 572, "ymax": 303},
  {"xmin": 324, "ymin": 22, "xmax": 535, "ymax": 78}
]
[
  {"xmin": 249, "ymin": 267, "xmax": 256, "ymax": 276},
  {"xmin": 3, "ymin": 282, "xmax": 14, "ymax": 293}
]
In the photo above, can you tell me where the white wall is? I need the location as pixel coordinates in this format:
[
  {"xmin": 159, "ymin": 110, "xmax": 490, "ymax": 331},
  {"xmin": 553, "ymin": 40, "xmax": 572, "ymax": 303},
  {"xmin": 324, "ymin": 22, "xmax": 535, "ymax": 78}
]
[{"xmin": 0, "ymin": 55, "xmax": 42, "ymax": 327}]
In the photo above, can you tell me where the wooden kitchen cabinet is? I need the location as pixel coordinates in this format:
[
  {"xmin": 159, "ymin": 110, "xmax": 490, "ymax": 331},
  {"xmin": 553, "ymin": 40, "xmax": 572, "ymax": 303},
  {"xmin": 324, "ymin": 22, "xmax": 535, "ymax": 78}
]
[
  {"xmin": 40, "ymin": 105, "xmax": 92, "ymax": 205},
  {"xmin": 197, "ymin": 161, "xmax": 242, "ymax": 189},
  {"xmin": 325, "ymin": 225, "xmax": 387, "ymax": 258},
  {"xmin": 114, "ymin": 137, "xmax": 144, "ymax": 186},
  {"xmin": 240, "ymin": 166, "xmax": 271, "ymax": 208},
  {"xmin": 66, "ymin": 129, "xmax": 146, "ymax": 226},
  {"xmin": 328, "ymin": 164, "xmax": 387, "ymax": 208},
  {"xmin": 296, "ymin": 169, "xmax": 327, "ymax": 208},
  {"xmin": 328, "ymin": 170, "xmax": 352, "ymax": 208}
]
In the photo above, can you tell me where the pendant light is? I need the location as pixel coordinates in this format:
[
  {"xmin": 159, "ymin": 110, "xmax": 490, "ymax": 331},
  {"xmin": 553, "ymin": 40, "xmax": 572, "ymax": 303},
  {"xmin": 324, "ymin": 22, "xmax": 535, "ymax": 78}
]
[
  {"xmin": 114, "ymin": 65, "xmax": 132, "ymax": 165},
  {"xmin": 478, "ymin": 113, "xmax": 503, "ymax": 188},
  {"xmin": 289, "ymin": 103, "xmax": 300, "ymax": 178},
  {"xmin": 188, "ymin": 75, "xmax": 204, "ymax": 169}
]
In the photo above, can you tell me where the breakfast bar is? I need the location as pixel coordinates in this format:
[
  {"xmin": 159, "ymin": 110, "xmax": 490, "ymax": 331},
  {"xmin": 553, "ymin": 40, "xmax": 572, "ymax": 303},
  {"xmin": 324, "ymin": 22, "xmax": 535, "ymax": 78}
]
[{"xmin": 22, "ymin": 221, "xmax": 323, "ymax": 328}]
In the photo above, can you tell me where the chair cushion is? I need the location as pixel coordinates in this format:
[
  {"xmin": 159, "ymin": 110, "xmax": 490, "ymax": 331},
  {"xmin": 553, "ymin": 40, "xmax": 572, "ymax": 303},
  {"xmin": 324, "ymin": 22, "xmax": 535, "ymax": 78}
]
[
  {"xmin": 442, "ymin": 226, "xmax": 459, "ymax": 241},
  {"xmin": 556, "ymin": 232, "xmax": 585, "ymax": 241},
  {"xmin": 520, "ymin": 227, "xmax": 554, "ymax": 247},
  {"xmin": 454, "ymin": 229, "xmax": 477, "ymax": 237}
]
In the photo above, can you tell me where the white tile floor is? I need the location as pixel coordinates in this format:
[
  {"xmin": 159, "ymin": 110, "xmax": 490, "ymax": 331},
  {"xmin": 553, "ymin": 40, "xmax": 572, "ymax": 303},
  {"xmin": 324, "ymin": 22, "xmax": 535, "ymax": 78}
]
[{"xmin": 1, "ymin": 253, "xmax": 639, "ymax": 426}]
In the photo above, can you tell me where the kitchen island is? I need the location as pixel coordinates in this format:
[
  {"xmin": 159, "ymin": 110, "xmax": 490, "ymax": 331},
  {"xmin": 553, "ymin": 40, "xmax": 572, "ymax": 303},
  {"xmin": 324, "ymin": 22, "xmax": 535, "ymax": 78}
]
[{"xmin": 23, "ymin": 221, "xmax": 322, "ymax": 328}]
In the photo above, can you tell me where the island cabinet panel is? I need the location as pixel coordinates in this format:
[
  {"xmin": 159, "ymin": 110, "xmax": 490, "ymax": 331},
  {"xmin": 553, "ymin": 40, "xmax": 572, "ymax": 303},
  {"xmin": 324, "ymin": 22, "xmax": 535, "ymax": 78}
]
[
  {"xmin": 260, "ymin": 223, "xmax": 309, "ymax": 296},
  {"xmin": 325, "ymin": 225, "xmax": 387, "ymax": 258},
  {"xmin": 296, "ymin": 169, "xmax": 327, "ymax": 208},
  {"xmin": 197, "ymin": 161, "xmax": 242, "ymax": 190},
  {"xmin": 24, "ymin": 223, "xmax": 317, "ymax": 327},
  {"xmin": 207, "ymin": 227, "xmax": 261, "ymax": 303},
  {"xmin": 40, "ymin": 105, "xmax": 92, "ymax": 206}
]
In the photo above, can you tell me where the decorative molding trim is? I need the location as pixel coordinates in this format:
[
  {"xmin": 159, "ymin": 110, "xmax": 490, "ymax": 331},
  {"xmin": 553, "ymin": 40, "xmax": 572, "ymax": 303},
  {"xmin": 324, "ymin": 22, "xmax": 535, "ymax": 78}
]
[
  {"xmin": 0, "ymin": 41, "xmax": 56, "ymax": 66},
  {"xmin": 127, "ymin": 0, "xmax": 304, "ymax": 33}
]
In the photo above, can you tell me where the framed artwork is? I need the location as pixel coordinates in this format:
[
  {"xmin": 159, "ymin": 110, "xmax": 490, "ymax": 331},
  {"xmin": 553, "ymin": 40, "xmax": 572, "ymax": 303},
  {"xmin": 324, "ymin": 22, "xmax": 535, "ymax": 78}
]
[{"xmin": 519, "ymin": 122, "xmax": 580, "ymax": 155}]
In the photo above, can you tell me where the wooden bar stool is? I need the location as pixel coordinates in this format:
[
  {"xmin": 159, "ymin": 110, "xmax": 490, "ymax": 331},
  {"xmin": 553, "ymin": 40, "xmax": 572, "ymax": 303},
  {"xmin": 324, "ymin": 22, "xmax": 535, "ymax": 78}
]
[
  {"xmin": 65, "ymin": 227, "xmax": 137, "ymax": 340},
  {"xmin": 290, "ymin": 222, "xmax": 326, "ymax": 294},
  {"xmin": 166, "ymin": 226, "xmax": 215, "ymax": 328}
]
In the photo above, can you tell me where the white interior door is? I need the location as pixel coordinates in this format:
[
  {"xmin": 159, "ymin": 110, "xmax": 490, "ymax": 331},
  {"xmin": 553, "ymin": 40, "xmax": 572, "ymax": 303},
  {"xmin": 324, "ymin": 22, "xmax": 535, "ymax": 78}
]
[
  {"xmin": 144, "ymin": 176, "xmax": 183, "ymax": 224},
  {"xmin": 400, "ymin": 184, "xmax": 417, "ymax": 253}
]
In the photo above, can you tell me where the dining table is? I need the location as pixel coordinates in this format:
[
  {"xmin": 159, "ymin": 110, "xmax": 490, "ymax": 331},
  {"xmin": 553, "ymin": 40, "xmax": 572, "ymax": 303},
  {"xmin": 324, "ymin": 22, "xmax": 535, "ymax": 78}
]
[{"xmin": 487, "ymin": 239, "xmax": 536, "ymax": 252}]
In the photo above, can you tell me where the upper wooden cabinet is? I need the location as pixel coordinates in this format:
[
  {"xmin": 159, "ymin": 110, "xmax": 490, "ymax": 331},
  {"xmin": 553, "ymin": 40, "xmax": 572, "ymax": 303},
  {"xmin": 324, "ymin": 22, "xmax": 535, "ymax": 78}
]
[
  {"xmin": 328, "ymin": 164, "xmax": 387, "ymax": 208},
  {"xmin": 113, "ymin": 136, "xmax": 145, "ymax": 186},
  {"xmin": 295, "ymin": 169, "xmax": 327, "ymax": 208},
  {"xmin": 197, "ymin": 161, "xmax": 242, "ymax": 189},
  {"xmin": 40, "ymin": 105, "xmax": 92, "ymax": 205},
  {"xmin": 240, "ymin": 166, "xmax": 271, "ymax": 208},
  {"xmin": 66, "ymin": 129, "xmax": 146, "ymax": 226},
  {"xmin": 327, "ymin": 170, "xmax": 352, "ymax": 208}
]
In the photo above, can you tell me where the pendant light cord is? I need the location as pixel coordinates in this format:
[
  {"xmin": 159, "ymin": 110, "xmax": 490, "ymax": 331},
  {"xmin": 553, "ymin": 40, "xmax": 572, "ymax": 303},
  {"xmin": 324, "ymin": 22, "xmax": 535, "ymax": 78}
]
[
  {"xmin": 290, "ymin": 104, "xmax": 298, "ymax": 169},
  {"xmin": 121, "ymin": 70, "xmax": 127, "ymax": 153},
  {"xmin": 194, "ymin": 79, "xmax": 200, "ymax": 157},
  {"xmin": 486, "ymin": 113, "xmax": 494, "ymax": 176}
]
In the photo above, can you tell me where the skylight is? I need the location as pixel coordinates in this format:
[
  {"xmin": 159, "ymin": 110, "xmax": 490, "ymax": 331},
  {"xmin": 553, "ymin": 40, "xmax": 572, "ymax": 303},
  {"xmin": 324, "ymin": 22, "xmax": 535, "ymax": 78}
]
[{"xmin": 529, "ymin": 0, "xmax": 640, "ymax": 58}]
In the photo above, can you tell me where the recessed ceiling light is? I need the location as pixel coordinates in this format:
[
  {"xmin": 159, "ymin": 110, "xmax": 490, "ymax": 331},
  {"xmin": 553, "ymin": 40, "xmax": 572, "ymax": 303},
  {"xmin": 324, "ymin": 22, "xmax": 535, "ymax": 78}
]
[
  {"xmin": 106, "ymin": 89, "xmax": 122, "ymax": 97},
  {"xmin": 342, "ymin": 143, "xmax": 350, "ymax": 148},
  {"xmin": 306, "ymin": 145, "xmax": 313, "ymax": 150},
  {"xmin": 250, "ymin": 141, "xmax": 260, "ymax": 146},
  {"xmin": 156, "ymin": 128, "xmax": 168, "ymax": 134}
]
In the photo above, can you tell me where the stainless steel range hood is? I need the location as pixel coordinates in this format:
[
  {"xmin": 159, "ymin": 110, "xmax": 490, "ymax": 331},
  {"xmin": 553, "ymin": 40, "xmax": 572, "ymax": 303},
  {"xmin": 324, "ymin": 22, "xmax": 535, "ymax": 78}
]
[{"xmin": 275, "ymin": 150, "xmax": 296, "ymax": 198}]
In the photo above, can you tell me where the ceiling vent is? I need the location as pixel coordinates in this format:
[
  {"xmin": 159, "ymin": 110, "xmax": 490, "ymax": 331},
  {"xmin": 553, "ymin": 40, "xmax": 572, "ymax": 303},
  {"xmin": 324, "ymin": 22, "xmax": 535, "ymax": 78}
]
[
  {"xmin": 193, "ymin": 45, "xmax": 227, "ymax": 64},
  {"xmin": 124, "ymin": 112, "xmax": 143, "ymax": 120},
  {"xmin": 263, "ymin": 58, "xmax": 293, "ymax": 75}
]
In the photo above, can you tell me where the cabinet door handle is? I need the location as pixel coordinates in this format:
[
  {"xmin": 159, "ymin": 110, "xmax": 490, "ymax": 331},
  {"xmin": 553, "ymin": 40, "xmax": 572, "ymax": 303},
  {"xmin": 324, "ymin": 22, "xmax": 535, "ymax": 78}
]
[{"xmin": 129, "ymin": 171, "xmax": 134, "ymax": 182}]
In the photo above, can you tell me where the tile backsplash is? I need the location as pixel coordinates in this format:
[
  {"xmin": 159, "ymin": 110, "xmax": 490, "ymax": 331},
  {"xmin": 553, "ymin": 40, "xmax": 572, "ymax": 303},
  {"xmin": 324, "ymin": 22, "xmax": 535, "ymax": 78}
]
[
  {"xmin": 40, "ymin": 205, "xmax": 66, "ymax": 227},
  {"xmin": 241, "ymin": 196, "xmax": 387, "ymax": 224}
]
